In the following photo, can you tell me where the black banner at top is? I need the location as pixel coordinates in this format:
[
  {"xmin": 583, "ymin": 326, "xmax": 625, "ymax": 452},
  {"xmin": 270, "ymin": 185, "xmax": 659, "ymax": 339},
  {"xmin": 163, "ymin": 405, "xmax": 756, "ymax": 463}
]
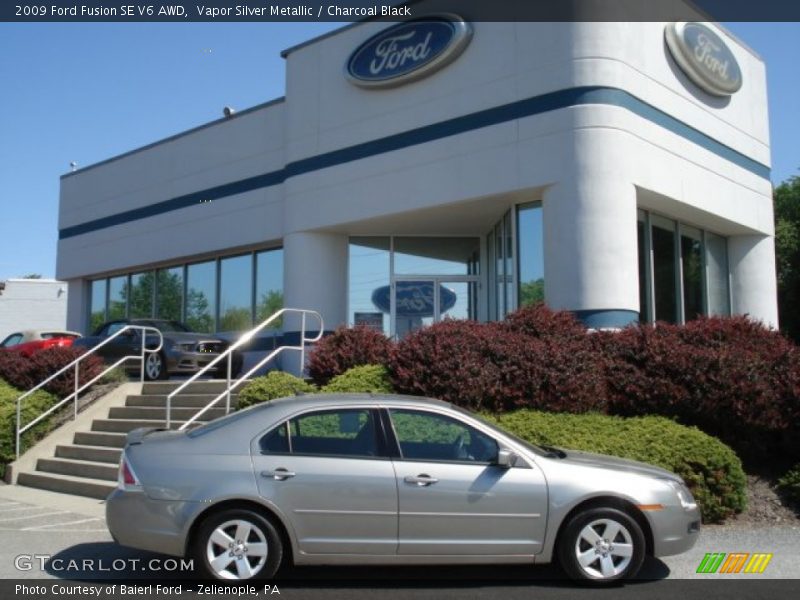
[{"xmin": 4, "ymin": 0, "xmax": 800, "ymax": 23}]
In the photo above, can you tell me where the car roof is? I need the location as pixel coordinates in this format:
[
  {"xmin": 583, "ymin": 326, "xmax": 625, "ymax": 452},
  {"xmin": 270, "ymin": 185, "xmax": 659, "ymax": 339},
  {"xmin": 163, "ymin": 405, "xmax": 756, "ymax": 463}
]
[{"xmin": 267, "ymin": 392, "xmax": 453, "ymax": 411}]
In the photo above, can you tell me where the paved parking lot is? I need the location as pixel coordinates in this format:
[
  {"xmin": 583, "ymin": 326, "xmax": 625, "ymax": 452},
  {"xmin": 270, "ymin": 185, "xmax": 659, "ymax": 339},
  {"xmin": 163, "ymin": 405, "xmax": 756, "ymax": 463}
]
[{"xmin": 0, "ymin": 483, "xmax": 797, "ymax": 599}]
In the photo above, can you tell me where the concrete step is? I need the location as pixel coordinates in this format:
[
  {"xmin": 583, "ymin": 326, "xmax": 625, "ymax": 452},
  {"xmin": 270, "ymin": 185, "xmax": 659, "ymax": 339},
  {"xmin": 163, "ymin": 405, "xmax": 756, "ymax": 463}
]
[
  {"xmin": 142, "ymin": 380, "xmax": 234, "ymax": 395},
  {"xmin": 37, "ymin": 457, "xmax": 118, "ymax": 482},
  {"xmin": 125, "ymin": 394, "xmax": 237, "ymax": 408},
  {"xmin": 91, "ymin": 418, "xmax": 202, "ymax": 433},
  {"xmin": 17, "ymin": 471, "xmax": 115, "ymax": 500},
  {"xmin": 55, "ymin": 444, "xmax": 122, "ymax": 464},
  {"xmin": 73, "ymin": 431, "xmax": 127, "ymax": 448},
  {"xmin": 109, "ymin": 406, "xmax": 227, "ymax": 421}
]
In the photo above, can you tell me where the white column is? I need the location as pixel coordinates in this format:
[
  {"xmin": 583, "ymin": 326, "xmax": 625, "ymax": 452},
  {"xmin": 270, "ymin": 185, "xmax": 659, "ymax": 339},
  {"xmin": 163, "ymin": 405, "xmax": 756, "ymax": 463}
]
[
  {"xmin": 65, "ymin": 279, "xmax": 87, "ymax": 334},
  {"xmin": 728, "ymin": 234, "xmax": 779, "ymax": 328},
  {"xmin": 282, "ymin": 231, "xmax": 348, "ymax": 374},
  {"xmin": 542, "ymin": 133, "xmax": 640, "ymax": 328}
]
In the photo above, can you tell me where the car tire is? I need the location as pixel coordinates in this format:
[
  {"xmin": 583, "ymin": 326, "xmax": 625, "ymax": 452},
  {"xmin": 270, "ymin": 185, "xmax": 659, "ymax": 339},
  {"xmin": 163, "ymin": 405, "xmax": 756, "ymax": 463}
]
[
  {"xmin": 557, "ymin": 507, "xmax": 645, "ymax": 584},
  {"xmin": 144, "ymin": 350, "xmax": 168, "ymax": 381},
  {"xmin": 193, "ymin": 508, "xmax": 283, "ymax": 581}
]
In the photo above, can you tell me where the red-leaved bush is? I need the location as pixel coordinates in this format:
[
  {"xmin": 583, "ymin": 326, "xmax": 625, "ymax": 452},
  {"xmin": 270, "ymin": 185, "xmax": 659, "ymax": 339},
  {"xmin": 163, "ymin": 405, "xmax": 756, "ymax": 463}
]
[
  {"xmin": 502, "ymin": 303, "xmax": 588, "ymax": 341},
  {"xmin": 0, "ymin": 347, "xmax": 105, "ymax": 398},
  {"xmin": 595, "ymin": 316, "xmax": 800, "ymax": 463},
  {"xmin": 307, "ymin": 325, "xmax": 393, "ymax": 386},
  {"xmin": 389, "ymin": 319, "xmax": 606, "ymax": 413}
]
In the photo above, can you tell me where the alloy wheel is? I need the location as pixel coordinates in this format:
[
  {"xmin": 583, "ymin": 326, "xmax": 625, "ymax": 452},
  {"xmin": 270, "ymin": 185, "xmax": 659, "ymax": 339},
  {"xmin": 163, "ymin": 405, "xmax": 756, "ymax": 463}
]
[
  {"xmin": 574, "ymin": 518, "xmax": 634, "ymax": 579},
  {"xmin": 205, "ymin": 518, "xmax": 269, "ymax": 580}
]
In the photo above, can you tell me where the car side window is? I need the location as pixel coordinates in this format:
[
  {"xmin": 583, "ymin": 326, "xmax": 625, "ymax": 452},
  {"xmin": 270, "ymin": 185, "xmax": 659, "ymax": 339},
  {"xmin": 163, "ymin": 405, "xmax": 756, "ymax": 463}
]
[
  {"xmin": 1, "ymin": 333, "xmax": 23, "ymax": 347},
  {"xmin": 389, "ymin": 409, "xmax": 498, "ymax": 464},
  {"xmin": 259, "ymin": 409, "xmax": 380, "ymax": 458}
]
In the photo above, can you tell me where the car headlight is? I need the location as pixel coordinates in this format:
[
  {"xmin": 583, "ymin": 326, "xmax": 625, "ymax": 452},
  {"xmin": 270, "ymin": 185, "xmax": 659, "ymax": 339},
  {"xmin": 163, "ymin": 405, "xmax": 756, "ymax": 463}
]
[{"xmin": 664, "ymin": 479, "xmax": 698, "ymax": 511}]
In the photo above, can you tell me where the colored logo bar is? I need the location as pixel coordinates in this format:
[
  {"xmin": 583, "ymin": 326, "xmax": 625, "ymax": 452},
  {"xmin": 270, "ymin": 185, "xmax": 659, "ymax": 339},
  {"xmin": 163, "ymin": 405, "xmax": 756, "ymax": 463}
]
[{"xmin": 696, "ymin": 553, "xmax": 773, "ymax": 574}]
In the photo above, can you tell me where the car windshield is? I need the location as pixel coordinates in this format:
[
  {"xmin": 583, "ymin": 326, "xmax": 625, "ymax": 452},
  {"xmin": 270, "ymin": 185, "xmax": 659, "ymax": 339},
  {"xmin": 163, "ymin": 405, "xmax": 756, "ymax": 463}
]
[{"xmin": 187, "ymin": 402, "xmax": 276, "ymax": 438}]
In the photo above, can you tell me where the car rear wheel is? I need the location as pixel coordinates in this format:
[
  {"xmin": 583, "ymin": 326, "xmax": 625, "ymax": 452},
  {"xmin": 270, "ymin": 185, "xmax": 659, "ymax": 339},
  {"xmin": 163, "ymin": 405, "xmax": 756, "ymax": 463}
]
[
  {"xmin": 193, "ymin": 508, "xmax": 283, "ymax": 581},
  {"xmin": 557, "ymin": 507, "xmax": 645, "ymax": 583},
  {"xmin": 144, "ymin": 351, "xmax": 167, "ymax": 381}
]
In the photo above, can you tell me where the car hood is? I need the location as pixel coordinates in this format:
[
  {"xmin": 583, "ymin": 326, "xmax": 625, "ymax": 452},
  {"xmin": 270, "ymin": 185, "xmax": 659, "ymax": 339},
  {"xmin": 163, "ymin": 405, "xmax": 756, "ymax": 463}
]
[
  {"xmin": 556, "ymin": 449, "xmax": 680, "ymax": 482},
  {"xmin": 164, "ymin": 332, "xmax": 227, "ymax": 344}
]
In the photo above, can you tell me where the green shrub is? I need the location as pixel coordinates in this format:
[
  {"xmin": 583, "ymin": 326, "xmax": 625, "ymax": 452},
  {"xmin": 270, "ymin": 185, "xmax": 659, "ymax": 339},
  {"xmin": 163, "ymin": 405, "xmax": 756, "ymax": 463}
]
[
  {"xmin": 322, "ymin": 365, "xmax": 394, "ymax": 394},
  {"xmin": 486, "ymin": 410, "xmax": 747, "ymax": 523},
  {"xmin": 0, "ymin": 379, "xmax": 57, "ymax": 478},
  {"xmin": 777, "ymin": 464, "xmax": 800, "ymax": 507},
  {"xmin": 237, "ymin": 371, "xmax": 316, "ymax": 409}
]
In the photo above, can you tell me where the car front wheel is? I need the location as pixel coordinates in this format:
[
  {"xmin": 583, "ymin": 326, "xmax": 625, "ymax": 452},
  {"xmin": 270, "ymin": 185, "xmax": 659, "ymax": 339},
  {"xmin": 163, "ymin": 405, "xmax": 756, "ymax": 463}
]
[
  {"xmin": 144, "ymin": 351, "xmax": 167, "ymax": 381},
  {"xmin": 193, "ymin": 508, "xmax": 283, "ymax": 581},
  {"xmin": 557, "ymin": 507, "xmax": 645, "ymax": 583}
]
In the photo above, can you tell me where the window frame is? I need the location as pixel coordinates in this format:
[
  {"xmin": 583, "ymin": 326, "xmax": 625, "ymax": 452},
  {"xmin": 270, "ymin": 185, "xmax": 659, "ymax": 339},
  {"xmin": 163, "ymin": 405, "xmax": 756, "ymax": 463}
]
[
  {"xmin": 383, "ymin": 407, "xmax": 501, "ymax": 466},
  {"xmin": 257, "ymin": 407, "xmax": 392, "ymax": 461}
]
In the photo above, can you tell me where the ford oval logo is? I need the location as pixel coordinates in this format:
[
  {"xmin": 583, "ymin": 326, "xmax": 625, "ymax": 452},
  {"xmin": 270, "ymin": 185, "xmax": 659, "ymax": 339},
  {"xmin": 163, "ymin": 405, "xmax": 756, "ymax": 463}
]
[
  {"xmin": 665, "ymin": 22, "xmax": 742, "ymax": 97},
  {"xmin": 372, "ymin": 282, "xmax": 457, "ymax": 318},
  {"xmin": 346, "ymin": 15, "xmax": 472, "ymax": 88}
]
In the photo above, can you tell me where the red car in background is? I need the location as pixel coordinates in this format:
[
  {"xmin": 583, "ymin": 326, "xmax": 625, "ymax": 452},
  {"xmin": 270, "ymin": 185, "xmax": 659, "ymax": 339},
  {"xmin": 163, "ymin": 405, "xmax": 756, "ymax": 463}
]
[{"xmin": 0, "ymin": 330, "xmax": 81, "ymax": 358}]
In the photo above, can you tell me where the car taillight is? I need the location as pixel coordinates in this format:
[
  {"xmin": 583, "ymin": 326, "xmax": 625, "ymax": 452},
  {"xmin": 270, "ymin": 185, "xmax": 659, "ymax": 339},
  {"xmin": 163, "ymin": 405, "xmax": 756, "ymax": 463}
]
[{"xmin": 118, "ymin": 454, "xmax": 140, "ymax": 489}]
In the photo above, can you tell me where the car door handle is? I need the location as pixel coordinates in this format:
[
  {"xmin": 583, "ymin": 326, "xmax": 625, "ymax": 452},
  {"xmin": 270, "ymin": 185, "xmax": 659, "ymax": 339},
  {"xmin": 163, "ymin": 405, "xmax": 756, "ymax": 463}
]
[
  {"xmin": 404, "ymin": 474, "xmax": 438, "ymax": 486},
  {"xmin": 261, "ymin": 468, "xmax": 295, "ymax": 481}
]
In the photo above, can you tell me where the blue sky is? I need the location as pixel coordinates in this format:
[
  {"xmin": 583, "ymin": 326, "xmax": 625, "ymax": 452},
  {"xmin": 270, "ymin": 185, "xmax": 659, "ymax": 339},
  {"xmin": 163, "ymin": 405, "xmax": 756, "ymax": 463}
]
[{"xmin": 0, "ymin": 22, "xmax": 797, "ymax": 281}]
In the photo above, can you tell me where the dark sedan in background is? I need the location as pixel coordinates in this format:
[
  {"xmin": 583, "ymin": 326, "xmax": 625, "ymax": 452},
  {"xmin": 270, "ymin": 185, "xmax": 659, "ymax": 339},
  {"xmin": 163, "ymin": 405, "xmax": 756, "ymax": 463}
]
[{"xmin": 73, "ymin": 319, "xmax": 243, "ymax": 380}]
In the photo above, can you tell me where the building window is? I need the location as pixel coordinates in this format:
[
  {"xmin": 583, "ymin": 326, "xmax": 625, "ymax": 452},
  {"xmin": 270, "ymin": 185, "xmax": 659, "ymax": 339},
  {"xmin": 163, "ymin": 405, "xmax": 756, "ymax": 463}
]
[
  {"xmin": 85, "ymin": 247, "xmax": 284, "ymax": 335},
  {"xmin": 88, "ymin": 279, "xmax": 107, "ymax": 332},
  {"xmin": 156, "ymin": 267, "xmax": 183, "ymax": 322},
  {"xmin": 638, "ymin": 211, "xmax": 730, "ymax": 324},
  {"xmin": 348, "ymin": 237, "xmax": 390, "ymax": 336},
  {"xmin": 517, "ymin": 203, "xmax": 544, "ymax": 308}
]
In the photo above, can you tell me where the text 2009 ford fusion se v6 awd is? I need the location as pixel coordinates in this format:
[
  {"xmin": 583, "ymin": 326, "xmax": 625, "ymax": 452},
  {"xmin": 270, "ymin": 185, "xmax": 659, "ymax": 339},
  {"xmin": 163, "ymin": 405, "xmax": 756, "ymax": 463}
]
[{"xmin": 106, "ymin": 394, "xmax": 700, "ymax": 583}]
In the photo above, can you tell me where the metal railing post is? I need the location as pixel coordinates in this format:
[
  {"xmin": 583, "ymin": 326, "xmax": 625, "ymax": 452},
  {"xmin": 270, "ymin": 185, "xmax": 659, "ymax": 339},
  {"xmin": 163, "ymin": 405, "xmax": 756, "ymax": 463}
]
[
  {"xmin": 300, "ymin": 311, "xmax": 307, "ymax": 375},
  {"xmin": 74, "ymin": 362, "xmax": 79, "ymax": 420},
  {"xmin": 140, "ymin": 329, "xmax": 147, "ymax": 382},
  {"xmin": 16, "ymin": 402, "xmax": 21, "ymax": 460},
  {"xmin": 225, "ymin": 353, "xmax": 232, "ymax": 415}
]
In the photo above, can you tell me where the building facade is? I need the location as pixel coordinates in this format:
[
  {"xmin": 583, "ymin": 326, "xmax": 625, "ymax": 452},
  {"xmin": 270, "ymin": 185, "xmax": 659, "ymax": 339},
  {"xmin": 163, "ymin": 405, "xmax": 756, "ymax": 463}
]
[
  {"xmin": 0, "ymin": 279, "xmax": 69, "ymax": 340},
  {"xmin": 56, "ymin": 18, "xmax": 777, "ymax": 351}
]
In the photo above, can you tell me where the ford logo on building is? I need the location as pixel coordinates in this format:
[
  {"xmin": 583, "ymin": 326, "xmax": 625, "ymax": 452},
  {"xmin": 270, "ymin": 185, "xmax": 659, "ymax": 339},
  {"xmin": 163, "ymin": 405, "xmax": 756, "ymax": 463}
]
[
  {"xmin": 346, "ymin": 15, "xmax": 472, "ymax": 88},
  {"xmin": 372, "ymin": 282, "xmax": 457, "ymax": 317},
  {"xmin": 665, "ymin": 22, "xmax": 742, "ymax": 97}
]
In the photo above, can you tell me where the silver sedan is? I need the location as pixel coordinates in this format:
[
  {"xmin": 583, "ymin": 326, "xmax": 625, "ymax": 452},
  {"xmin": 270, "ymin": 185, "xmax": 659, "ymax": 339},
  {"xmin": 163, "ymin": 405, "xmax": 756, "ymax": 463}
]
[{"xmin": 106, "ymin": 394, "xmax": 700, "ymax": 583}]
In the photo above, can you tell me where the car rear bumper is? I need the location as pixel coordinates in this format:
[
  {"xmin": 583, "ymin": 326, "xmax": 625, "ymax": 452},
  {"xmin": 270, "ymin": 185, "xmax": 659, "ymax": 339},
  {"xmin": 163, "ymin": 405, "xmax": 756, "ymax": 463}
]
[{"xmin": 106, "ymin": 488, "xmax": 195, "ymax": 557}]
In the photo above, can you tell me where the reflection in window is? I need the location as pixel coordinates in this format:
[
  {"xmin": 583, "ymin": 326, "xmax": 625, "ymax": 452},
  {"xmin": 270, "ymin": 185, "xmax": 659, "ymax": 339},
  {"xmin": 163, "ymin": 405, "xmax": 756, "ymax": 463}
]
[
  {"xmin": 89, "ymin": 279, "xmax": 107, "ymax": 333},
  {"xmin": 389, "ymin": 409, "xmax": 497, "ymax": 463},
  {"xmin": 108, "ymin": 276, "xmax": 127, "ymax": 320},
  {"xmin": 651, "ymin": 216, "xmax": 678, "ymax": 323},
  {"xmin": 348, "ymin": 237, "xmax": 390, "ymax": 335},
  {"xmin": 186, "ymin": 261, "xmax": 216, "ymax": 333},
  {"xmin": 705, "ymin": 232, "xmax": 730, "ymax": 316},
  {"xmin": 256, "ymin": 249, "xmax": 284, "ymax": 325},
  {"xmin": 128, "ymin": 272, "xmax": 153, "ymax": 318},
  {"xmin": 517, "ymin": 203, "xmax": 544, "ymax": 308},
  {"xmin": 219, "ymin": 254, "xmax": 252, "ymax": 332},
  {"xmin": 681, "ymin": 226, "xmax": 703, "ymax": 321},
  {"xmin": 156, "ymin": 267, "xmax": 183, "ymax": 322},
  {"xmin": 393, "ymin": 237, "xmax": 479, "ymax": 276},
  {"xmin": 264, "ymin": 409, "xmax": 379, "ymax": 458}
]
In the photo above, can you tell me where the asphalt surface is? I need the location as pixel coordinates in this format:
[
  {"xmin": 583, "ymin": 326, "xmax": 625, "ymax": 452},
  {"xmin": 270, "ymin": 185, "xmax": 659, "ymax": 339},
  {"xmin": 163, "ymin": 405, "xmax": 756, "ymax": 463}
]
[{"xmin": 0, "ymin": 484, "xmax": 797, "ymax": 599}]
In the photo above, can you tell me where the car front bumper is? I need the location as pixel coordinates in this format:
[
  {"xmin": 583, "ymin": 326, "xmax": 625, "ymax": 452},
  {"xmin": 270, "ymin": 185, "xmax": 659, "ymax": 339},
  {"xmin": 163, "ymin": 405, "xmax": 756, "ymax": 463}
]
[{"xmin": 650, "ymin": 504, "xmax": 702, "ymax": 557}]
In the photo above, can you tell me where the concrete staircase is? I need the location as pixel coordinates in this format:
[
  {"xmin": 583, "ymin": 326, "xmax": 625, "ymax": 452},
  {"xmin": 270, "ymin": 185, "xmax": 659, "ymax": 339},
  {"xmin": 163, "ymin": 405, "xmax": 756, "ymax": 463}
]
[{"xmin": 15, "ymin": 381, "xmax": 237, "ymax": 500}]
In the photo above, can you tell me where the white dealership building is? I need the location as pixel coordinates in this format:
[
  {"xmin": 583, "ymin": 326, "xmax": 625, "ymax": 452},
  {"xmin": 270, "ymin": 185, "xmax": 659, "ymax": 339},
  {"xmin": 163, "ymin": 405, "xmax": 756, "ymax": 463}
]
[{"xmin": 56, "ymin": 14, "xmax": 778, "ymax": 351}]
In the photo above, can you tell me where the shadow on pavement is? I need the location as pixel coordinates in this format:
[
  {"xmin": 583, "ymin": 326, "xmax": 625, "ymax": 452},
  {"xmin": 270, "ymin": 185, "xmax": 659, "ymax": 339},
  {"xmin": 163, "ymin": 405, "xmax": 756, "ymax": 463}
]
[{"xmin": 45, "ymin": 542, "xmax": 670, "ymax": 587}]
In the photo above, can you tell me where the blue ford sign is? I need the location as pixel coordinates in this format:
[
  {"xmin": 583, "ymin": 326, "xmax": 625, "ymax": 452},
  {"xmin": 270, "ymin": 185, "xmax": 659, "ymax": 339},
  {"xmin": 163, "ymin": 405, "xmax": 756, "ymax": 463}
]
[
  {"xmin": 665, "ymin": 22, "xmax": 742, "ymax": 97},
  {"xmin": 372, "ymin": 282, "xmax": 457, "ymax": 318},
  {"xmin": 346, "ymin": 15, "xmax": 472, "ymax": 88}
]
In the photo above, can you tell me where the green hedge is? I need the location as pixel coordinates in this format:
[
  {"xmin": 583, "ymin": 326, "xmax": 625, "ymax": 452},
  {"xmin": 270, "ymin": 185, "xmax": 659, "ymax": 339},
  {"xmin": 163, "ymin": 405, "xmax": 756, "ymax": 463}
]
[
  {"xmin": 777, "ymin": 464, "xmax": 800, "ymax": 507},
  {"xmin": 322, "ymin": 365, "xmax": 394, "ymax": 394},
  {"xmin": 237, "ymin": 371, "xmax": 315, "ymax": 409},
  {"xmin": 487, "ymin": 410, "xmax": 747, "ymax": 523},
  {"xmin": 0, "ymin": 379, "xmax": 57, "ymax": 478}
]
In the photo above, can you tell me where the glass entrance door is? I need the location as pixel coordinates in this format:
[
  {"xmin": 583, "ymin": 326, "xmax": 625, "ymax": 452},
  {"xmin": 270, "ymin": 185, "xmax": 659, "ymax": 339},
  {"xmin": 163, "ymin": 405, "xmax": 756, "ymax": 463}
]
[{"xmin": 391, "ymin": 277, "xmax": 478, "ymax": 339}]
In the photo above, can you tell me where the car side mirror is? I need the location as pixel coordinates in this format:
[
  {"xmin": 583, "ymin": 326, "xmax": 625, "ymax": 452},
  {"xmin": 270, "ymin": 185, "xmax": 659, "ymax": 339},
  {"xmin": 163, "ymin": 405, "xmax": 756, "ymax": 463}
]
[{"xmin": 495, "ymin": 448, "xmax": 519, "ymax": 468}]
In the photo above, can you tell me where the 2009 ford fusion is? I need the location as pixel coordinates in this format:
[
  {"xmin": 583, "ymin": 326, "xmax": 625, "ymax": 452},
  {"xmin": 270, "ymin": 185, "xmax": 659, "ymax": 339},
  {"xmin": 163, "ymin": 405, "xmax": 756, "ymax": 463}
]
[{"xmin": 106, "ymin": 394, "xmax": 700, "ymax": 583}]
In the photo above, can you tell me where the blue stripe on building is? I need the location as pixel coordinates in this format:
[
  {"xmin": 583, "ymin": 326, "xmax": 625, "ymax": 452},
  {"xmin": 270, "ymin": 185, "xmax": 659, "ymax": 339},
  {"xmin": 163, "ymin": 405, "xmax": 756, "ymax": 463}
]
[{"xmin": 59, "ymin": 86, "xmax": 770, "ymax": 240}]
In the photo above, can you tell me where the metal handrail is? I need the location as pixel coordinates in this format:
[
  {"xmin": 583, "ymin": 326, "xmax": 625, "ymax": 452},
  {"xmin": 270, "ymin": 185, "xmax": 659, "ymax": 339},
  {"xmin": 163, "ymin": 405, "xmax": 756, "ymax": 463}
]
[
  {"xmin": 15, "ymin": 325, "xmax": 164, "ymax": 459},
  {"xmin": 166, "ymin": 308, "xmax": 324, "ymax": 430}
]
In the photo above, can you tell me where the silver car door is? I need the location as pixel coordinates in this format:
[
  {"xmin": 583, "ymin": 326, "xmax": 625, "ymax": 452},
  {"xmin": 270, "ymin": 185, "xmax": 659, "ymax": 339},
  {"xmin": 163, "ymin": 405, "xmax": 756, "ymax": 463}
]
[
  {"xmin": 386, "ymin": 408, "xmax": 548, "ymax": 556},
  {"xmin": 250, "ymin": 407, "xmax": 398, "ymax": 556}
]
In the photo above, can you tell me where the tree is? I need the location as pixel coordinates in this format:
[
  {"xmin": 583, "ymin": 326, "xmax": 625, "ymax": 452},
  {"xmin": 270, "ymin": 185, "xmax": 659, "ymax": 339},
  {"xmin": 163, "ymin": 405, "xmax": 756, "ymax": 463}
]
[
  {"xmin": 519, "ymin": 278, "xmax": 545, "ymax": 307},
  {"xmin": 775, "ymin": 175, "xmax": 800, "ymax": 343}
]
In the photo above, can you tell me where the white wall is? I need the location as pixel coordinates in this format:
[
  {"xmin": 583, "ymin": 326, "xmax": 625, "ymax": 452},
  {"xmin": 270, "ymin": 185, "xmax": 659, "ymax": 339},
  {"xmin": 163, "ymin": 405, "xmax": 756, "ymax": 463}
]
[{"xmin": 0, "ymin": 280, "xmax": 69, "ymax": 340}]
